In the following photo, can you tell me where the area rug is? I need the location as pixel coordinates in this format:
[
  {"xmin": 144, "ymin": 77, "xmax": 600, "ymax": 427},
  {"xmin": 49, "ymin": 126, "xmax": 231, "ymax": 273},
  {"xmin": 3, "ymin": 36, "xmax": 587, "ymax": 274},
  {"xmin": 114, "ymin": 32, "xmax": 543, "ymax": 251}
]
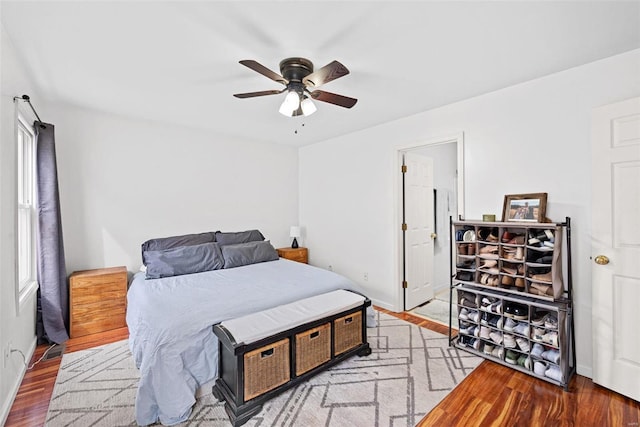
[
  {"xmin": 411, "ymin": 289, "xmax": 458, "ymax": 329},
  {"xmin": 46, "ymin": 311, "xmax": 480, "ymax": 426}
]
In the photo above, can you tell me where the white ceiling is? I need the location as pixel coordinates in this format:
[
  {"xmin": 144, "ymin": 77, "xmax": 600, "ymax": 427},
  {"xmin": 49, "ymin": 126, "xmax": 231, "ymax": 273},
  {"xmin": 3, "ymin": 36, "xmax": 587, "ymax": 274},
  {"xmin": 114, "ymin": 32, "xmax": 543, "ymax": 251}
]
[{"xmin": 2, "ymin": 1, "xmax": 639, "ymax": 146}]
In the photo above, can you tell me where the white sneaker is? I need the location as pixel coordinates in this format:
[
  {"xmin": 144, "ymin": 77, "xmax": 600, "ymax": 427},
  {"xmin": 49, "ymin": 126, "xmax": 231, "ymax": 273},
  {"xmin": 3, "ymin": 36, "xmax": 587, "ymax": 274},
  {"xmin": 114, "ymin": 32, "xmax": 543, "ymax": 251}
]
[
  {"xmin": 542, "ymin": 331, "xmax": 559, "ymax": 347},
  {"xmin": 532, "ymin": 327, "xmax": 545, "ymax": 342},
  {"xmin": 480, "ymin": 326, "xmax": 491, "ymax": 339},
  {"xmin": 503, "ymin": 318, "xmax": 517, "ymax": 332},
  {"xmin": 489, "ymin": 331, "xmax": 503, "ymax": 344},
  {"xmin": 534, "ymin": 361, "xmax": 547, "ymax": 376},
  {"xmin": 503, "ymin": 334, "xmax": 516, "ymax": 348},
  {"xmin": 542, "ymin": 349, "xmax": 560, "ymax": 364},
  {"xmin": 516, "ymin": 337, "xmax": 530, "ymax": 352},
  {"xmin": 513, "ymin": 323, "xmax": 529, "ymax": 337},
  {"xmin": 459, "ymin": 308, "xmax": 469, "ymax": 320},
  {"xmin": 545, "ymin": 365, "xmax": 563, "ymax": 382},
  {"xmin": 468, "ymin": 310, "xmax": 480, "ymax": 323},
  {"xmin": 531, "ymin": 343, "xmax": 544, "ymax": 358}
]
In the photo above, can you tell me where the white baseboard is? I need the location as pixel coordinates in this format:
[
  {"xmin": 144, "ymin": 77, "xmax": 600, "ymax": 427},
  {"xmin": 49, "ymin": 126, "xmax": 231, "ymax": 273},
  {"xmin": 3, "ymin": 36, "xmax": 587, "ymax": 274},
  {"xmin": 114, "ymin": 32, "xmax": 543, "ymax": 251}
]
[
  {"xmin": 370, "ymin": 298, "xmax": 396, "ymax": 312},
  {"xmin": 576, "ymin": 364, "xmax": 592, "ymax": 379},
  {"xmin": 0, "ymin": 337, "xmax": 37, "ymax": 426}
]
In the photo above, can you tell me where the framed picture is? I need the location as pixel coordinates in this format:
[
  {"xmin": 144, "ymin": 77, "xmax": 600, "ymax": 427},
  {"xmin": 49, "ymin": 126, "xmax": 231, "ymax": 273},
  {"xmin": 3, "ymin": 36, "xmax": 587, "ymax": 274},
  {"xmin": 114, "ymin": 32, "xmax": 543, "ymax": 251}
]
[{"xmin": 502, "ymin": 193, "xmax": 547, "ymax": 222}]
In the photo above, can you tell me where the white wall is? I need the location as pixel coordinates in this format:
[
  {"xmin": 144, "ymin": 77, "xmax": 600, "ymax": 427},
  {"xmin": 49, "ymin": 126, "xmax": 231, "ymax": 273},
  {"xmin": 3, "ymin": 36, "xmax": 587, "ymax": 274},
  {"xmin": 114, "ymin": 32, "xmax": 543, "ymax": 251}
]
[
  {"xmin": 300, "ymin": 49, "xmax": 640, "ymax": 377},
  {"xmin": 0, "ymin": 24, "xmax": 40, "ymax": 424},
  {"xmin": 48, "ymin": 105, "xmax": 299, "ymax": 274}
]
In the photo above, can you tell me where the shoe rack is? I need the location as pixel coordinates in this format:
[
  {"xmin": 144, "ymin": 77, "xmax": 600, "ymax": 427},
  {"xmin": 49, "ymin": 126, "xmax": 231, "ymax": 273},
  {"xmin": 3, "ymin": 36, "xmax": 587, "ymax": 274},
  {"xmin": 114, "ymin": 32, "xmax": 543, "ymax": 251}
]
[{"xmin": 449, "ymin": 217, "xmax": 575, "ymax": 390}]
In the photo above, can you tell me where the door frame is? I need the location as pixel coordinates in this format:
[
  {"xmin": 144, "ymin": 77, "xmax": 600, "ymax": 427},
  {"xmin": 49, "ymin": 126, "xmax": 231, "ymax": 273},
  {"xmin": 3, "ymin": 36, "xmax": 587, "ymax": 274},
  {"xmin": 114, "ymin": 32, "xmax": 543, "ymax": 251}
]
[{"xmin": 394, "ymin": 133, "xmax": 465, "ymax": 312}]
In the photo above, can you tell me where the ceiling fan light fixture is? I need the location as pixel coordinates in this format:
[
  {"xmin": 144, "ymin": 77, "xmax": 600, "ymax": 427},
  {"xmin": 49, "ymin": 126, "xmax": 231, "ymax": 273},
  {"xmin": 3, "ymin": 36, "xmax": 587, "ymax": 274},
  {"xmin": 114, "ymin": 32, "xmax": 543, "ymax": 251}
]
[
  {"xmin": 300, "ymin": 96, "xmax": 317, "ymax": 116},
  {"xmin": 279, "ymin": 90, "xmax": 300, "ymax": 116}
]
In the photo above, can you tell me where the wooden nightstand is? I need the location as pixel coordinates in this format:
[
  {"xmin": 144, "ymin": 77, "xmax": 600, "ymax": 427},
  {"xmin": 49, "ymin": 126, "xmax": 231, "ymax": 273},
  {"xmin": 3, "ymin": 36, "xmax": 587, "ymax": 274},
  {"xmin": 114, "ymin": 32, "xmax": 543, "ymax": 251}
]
[
  {"xmin": 69, "ymin": 266, "xmax": 128, "ymax": 338},
  {"xmin": 277, "ymin": 247, "xmax": 308, "ymax": 264}
]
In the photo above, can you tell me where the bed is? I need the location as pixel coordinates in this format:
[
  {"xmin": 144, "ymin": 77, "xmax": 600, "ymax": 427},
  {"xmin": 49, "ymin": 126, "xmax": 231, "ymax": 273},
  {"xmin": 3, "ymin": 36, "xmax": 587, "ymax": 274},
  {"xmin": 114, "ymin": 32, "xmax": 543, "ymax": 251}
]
[{"xmin": 126, "ymin": 231, "xmax": 375, "ymax": 426}]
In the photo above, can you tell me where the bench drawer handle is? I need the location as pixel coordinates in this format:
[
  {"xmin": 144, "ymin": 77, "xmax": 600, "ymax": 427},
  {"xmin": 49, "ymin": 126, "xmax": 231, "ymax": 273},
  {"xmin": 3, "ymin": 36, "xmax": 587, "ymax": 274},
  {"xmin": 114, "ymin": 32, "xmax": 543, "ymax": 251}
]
[
  {"xmin": 310, "ymin": 331, "xmax": 320, "ymax": 339},
  {"xmin": 261, "ymin": 348, "xmax": 274, "ymax": 358},
  {"xmin": 344, "ymin": 317, "xmax": 353, "ymax": 324}
]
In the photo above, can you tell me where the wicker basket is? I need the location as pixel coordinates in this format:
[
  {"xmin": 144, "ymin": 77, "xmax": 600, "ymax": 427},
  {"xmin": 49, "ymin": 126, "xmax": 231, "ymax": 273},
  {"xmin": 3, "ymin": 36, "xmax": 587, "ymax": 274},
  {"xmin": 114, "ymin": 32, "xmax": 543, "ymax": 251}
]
[
  {"xmin": 243, "ymin": 338, "xmax": 290, "ymax": 401},
  {"xmin": 334, "ymin": 311, "xmax": 362, "ymax": 355},
  {"xmin": 295, "ymin": 323, "xmax": 331, "ymax": 376}
]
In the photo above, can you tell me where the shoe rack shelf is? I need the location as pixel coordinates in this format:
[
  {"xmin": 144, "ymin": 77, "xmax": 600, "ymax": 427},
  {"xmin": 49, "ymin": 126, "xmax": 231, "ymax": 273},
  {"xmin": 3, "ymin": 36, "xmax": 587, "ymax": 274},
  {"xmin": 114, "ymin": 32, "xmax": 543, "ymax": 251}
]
[{"xmin": 449, "ymin": 217, "xmax": 575, "ymax": 390}]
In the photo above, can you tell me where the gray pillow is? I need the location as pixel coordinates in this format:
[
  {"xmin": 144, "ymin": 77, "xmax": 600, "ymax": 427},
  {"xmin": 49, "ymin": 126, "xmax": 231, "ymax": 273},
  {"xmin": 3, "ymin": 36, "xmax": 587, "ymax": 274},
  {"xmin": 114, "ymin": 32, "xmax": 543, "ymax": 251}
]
[
  {"xmin": 145, "ymin": 242, "xmax": 224, "ymax": 279},
  {"xmin": 141, "ymin": 232, "xmax": 216, "ymax": 265},
  {"xmin": 221, "ymin": 240, "xmax": 279, "ymax": 269},
  {"xmin": 215, "ymin": 229, "xmax": 265, "ymax": 246}
]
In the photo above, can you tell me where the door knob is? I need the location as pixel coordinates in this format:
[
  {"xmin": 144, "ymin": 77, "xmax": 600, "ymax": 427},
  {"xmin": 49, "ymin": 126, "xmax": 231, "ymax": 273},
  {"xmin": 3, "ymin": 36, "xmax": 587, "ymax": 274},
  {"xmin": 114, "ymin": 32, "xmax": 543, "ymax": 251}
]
[
  {"xmin": 594, "ymin": 255, "xmax": 610, "ymax": 265},
  {"xmin": 431, "ymin": 233, "xmax": 437, "ymax": 239}
]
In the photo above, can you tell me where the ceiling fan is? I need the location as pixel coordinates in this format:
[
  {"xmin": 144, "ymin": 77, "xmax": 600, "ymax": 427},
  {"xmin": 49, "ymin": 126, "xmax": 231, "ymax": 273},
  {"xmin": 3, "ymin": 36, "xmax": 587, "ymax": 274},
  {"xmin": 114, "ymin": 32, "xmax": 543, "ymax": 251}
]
[{"xmin": 233, "ymin": 57, "xmax": 357, "ymax": 117}]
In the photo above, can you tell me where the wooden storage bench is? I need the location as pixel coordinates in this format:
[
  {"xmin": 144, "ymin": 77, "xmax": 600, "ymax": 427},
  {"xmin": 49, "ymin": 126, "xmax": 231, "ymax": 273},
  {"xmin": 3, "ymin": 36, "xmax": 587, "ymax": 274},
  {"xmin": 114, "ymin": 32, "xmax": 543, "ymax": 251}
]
[{"xmin": 212, "ymin": 289, "xmax": 372, "ymax": 427}]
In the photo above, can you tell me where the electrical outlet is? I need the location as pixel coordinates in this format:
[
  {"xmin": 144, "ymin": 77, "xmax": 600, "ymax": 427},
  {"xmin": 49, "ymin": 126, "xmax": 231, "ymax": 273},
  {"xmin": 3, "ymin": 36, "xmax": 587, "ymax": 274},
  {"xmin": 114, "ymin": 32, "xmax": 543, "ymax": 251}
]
[{"xmin": 364, "ymin": 272, "xmax": 368, "ymax": 281}]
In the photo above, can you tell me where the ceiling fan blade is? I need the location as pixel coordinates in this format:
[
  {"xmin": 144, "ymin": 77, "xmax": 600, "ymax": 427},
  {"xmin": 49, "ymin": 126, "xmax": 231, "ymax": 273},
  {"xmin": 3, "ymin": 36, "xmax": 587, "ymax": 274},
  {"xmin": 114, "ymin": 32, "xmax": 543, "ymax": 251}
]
[
  {"xmin": 303, "ymin": 60, "xmax": 349, "ymax": 88},
  {"xmin": 239, "ymin": 60, "xmax": 288, "ymax": 85},
  {"xmin": 233, "ymin": 89, "xmax": 284, "ymax": 99},
  {"xmin": 310, "ymin": 90, "xmax": 358, "ymax": 108}
]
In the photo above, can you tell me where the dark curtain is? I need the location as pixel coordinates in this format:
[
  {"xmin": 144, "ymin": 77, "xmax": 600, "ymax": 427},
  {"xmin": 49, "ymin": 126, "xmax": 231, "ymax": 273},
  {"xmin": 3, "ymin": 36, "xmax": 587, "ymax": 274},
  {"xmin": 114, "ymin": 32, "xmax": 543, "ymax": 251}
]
[{"xmin": 34, "ymin": 121, "xmax": 69, "ymax": 344}]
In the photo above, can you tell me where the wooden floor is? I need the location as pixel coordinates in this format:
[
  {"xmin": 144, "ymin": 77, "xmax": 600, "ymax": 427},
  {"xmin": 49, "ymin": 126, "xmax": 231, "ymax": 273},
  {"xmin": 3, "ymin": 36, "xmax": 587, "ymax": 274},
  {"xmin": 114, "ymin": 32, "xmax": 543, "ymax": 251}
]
[{"xmin": 6, "ymin": 310, "xmax": 640, "ymax": 427}]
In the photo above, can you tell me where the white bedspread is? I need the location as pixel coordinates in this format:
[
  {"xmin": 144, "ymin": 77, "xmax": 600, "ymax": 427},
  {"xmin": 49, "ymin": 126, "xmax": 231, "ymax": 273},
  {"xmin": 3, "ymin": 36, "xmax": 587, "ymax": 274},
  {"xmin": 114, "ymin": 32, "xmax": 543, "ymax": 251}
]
[{"xmin": 126, "ymin": 259, "xmax": 374, "ymax": 426}]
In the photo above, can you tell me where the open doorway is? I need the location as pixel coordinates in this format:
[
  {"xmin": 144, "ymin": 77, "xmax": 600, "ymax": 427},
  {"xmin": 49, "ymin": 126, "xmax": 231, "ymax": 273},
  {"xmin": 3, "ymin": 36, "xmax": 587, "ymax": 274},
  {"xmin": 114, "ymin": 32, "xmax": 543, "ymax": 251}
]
[{"xmin": 397, "ymin": 134, "xmax": 464, "ymax": 326}]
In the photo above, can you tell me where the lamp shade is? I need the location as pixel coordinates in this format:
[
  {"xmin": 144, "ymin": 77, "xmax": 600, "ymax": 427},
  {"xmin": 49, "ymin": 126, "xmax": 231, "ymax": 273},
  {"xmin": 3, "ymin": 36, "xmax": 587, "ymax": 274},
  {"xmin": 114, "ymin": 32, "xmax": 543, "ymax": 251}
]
[
  {"xmin": 300, "ymin": 96, "xmax": 317, "ymax": 116},
  {"xmin": 290, "ymin": 226, "xmax": 301, "ymax": 238},
  {"xmin": 279, "ymin": 91, "xmax": 300, "ymax": 117}
]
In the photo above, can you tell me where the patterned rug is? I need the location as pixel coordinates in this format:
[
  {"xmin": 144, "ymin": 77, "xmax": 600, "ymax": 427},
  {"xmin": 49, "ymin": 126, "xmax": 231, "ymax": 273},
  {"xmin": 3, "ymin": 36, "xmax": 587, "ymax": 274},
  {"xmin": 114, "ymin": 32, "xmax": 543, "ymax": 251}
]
[{"xmin": 46, "ymin": 312, "xmax": 480, "ymax": 426}]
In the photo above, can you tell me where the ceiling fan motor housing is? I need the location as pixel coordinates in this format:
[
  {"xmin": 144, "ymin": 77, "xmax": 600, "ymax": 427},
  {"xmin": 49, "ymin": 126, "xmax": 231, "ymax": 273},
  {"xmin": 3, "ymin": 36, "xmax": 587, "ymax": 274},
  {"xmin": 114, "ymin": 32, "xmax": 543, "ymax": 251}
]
[{"xmin": 279, "ymin": 57, "xmax": 314, "ymax": 82}]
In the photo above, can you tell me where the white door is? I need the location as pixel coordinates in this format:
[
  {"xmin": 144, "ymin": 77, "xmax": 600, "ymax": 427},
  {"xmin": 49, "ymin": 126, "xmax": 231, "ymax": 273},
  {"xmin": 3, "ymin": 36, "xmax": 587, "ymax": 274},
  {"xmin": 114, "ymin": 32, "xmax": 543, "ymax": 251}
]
[
  {"xmin": 403, "ymin": 152, "xmax": 435, "ymax": 310},
  {"xmin": 592, "ymin": 96, "xmax": 640, "ymax": 401}
]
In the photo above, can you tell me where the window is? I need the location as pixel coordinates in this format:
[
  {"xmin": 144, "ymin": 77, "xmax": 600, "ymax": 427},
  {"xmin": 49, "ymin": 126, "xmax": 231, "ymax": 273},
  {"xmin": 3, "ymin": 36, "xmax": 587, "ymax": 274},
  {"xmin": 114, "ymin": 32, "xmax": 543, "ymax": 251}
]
[{"xmin": 17, "ymin": 113, "xmax": 37, "ymax": 297}]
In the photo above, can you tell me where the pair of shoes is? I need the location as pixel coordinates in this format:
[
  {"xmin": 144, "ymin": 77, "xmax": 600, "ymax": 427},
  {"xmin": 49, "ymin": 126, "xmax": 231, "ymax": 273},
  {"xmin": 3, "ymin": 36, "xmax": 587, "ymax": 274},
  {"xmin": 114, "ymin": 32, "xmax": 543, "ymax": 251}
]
[
  {"xmin": 542, "ymin": 331, "xmax": 559, "ymax": 347},
  {"xmin": 480, "ymin": 259, "xmax": 497, "ymax": 268},
  {"xmin": 458, "ymin": 322, "xmax": 474, "ymax": 335},
  {"xmin": 517, "ymin": 355, "xmax": 532, "ymax": 369},
  {"xmin": 503, "ymin": 318, "xmax": 517, "ymax": 332},
  {"xmin": 456, "ymin": 260, "xmax": 476, "ymax": 269},
  {"xmin": 506, "ymin": 235, "xmax": 525, "ymax": 245},
  {"xmin": 531, "ymin": 343, "xmax": 545, "ymax": 358},
  {"xmin": 534, "ymin": 361, "xmax": 547, "ymax": 376},
  {"xmin": 479, "ymin": 244, "xmax": 499, "ymax": 254},
  {"xmin": 459, "ymin": 308, "xmax": 471, "ymax": 320},
  {"xmin": 531, "ymin": 312, "xmax": 549, "ymax": 326},
  {"xmin": 480, "ymin": 273, "xmax": 500, "ymax": 286},
  {"xmin": 486, "ymin": 314, "xmax": 503, "ymax": 329},
  {"xmin": 459, "ymin": 295, "xmax": 477, "ymax": 308},
  {"xmin": 545, "ymin": 314, "xmax": 558, "ymax": 329},
  {"xmin": 501, "ymin": 275, "xmax": 514, "ymax": 287},
  {"xmin": 468, "ymin": 310, "xmax": 480, "ymax": 323},
  {"xmin": 456, "ymin": 271, "xmax": 474, "ymax": 282},
  {"xmin": 532, "ymin": 327, "xmax": 546, "ymax": 342},
  {"xmin": 502, "ymin": 231, "xmax": 514, "ymax": 242},
  {"xmin": 503, "ymin": 334, "xmax": 516, "ymax": 348},
  {"xmin": 491, "ymin": 346, "xmax": 504, "ymax": 359},
  {"xmin": 505, "ymin": 350, "xmax": 519, "ymax": 364},
  {"xmin": 531, "ymin": 271, "xmax": 552, "ymax": 282},
  {"xmin": 479, "ymin": 326, "xmax": 491, "ymax": 339},
  {"xmin": 516, "ymin": 337, "xmax": 530, "ymax": 352},
  {"xmin": 545, "ymin": 365, "xmax": 562, "ymax": 382},
  {"xmin": 542, "ymin": 349, "xmax": 560, "ymax": 364},
  {"xmin": 483, "ymin": 342, "xmax": 494, "ymax": 355},
  {"xmin": 530, "ymin": 282, "xmax": 554, "ymax": 296},
  {"xmin": 489, "ymin": 331, "xmax": 503, "ymax": 344},
  {"xmin": 480, "ymin": 297, "xmax": 501, "ymax": 313},
  {"xmin": 513, "ymin": 322, "xmax": 529, "ymax": 337},
  {"xmin": 504, "ymin": 303, "xmax": 528, "ymax": 320}
]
